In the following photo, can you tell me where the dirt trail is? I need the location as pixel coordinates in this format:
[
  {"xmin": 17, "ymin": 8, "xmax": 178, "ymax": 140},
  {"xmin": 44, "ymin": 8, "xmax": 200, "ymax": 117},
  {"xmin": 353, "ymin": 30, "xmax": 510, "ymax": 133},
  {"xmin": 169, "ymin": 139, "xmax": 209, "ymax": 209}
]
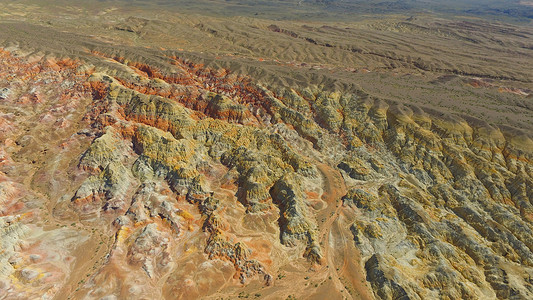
[{"xmin": 315, "ymin": 163, "xmax": 373, "ymax": 300}]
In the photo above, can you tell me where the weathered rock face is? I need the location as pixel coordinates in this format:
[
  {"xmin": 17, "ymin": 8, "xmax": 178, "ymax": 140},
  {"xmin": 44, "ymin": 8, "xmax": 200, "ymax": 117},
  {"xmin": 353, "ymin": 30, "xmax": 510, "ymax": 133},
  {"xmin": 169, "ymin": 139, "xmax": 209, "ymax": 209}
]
[
  {"xmin": 271, "ymin": 173, "xmax": 322, "ymax": 262},
  {"xmin": 1, "ymin": 42, "xmax": 532, "ymax": 300},
  {"xmin": 364, "ymin": 254, "xmax": 410, "ymax": 300},
  {"xmin": 336, "ymin": 98, "xmax": 533, "ymax": 299}
]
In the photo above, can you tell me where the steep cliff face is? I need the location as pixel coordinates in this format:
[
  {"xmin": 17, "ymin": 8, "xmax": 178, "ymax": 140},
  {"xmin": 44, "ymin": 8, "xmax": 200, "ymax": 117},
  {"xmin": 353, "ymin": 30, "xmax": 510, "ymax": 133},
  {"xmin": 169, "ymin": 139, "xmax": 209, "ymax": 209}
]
[{"xmin": 1, "ymin": 43, "xmax": 532, "ymax": 299}]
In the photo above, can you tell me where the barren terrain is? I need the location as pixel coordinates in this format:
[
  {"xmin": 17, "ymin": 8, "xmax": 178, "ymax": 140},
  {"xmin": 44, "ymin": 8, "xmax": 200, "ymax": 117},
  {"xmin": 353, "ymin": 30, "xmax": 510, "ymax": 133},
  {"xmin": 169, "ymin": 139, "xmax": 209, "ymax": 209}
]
[{"xmin": 1, "ymin": 1, "xmax": 532, "ymax": 299}]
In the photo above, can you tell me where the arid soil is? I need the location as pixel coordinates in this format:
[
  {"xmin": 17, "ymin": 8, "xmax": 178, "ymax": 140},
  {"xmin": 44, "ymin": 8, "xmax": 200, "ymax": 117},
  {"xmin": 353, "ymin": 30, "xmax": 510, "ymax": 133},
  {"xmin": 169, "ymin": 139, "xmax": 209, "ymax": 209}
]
[{"xmin": 1, "ymin": 1, "xmax": 533, "ymax": 300}]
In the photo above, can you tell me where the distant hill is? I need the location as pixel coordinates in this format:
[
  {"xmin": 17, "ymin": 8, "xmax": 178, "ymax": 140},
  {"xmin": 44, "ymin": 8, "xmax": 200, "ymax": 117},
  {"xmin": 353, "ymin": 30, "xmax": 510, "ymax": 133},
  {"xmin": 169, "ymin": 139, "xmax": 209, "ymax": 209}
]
[
  {"xmin": 115, "ymin": 0, "xmax": 533, "ymax": 22},
  {"xmin": 312, "ymin": 0, "xmax": 533, "ymax": 20}
]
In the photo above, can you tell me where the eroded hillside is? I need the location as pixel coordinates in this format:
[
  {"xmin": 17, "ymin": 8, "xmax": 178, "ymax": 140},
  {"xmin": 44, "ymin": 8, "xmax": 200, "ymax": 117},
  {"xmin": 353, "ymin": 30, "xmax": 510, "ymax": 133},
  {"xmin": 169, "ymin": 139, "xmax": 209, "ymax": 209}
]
[{"xmin": 1, "ymin": 1, "xmax": 533, "ymax": 300}]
